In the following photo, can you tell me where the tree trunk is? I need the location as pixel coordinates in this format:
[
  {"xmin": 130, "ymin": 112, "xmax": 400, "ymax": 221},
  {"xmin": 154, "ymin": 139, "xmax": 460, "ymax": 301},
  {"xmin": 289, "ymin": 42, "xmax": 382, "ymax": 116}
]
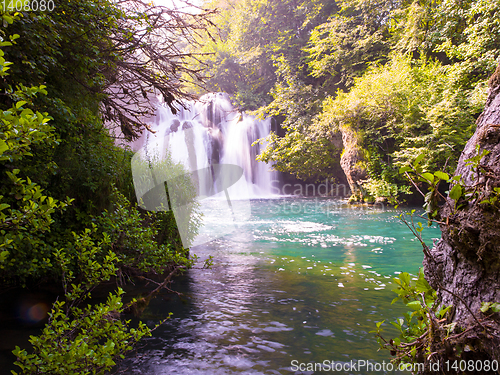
[{"xmin": 423, "ymin": 64, "xmax": 500, "ymax": 362}]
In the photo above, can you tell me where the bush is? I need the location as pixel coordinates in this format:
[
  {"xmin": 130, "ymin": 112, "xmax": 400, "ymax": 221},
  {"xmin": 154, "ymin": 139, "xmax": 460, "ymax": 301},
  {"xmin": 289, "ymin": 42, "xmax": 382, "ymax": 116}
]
[{"xmin": 0, "ymin": 23, "xmax": 199, "ymax": 374}]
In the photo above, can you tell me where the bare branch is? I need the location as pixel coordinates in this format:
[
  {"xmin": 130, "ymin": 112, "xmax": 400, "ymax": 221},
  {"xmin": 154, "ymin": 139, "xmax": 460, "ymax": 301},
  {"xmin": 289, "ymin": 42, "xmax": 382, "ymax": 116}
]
[{"xmin": 98, "ymin": 0, "xmax": 218, "ymax": 139}]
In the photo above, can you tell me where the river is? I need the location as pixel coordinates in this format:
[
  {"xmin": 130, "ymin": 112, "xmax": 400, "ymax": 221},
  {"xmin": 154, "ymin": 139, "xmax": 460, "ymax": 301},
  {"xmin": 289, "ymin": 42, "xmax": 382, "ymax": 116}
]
[{"xmin": 118, "ymin": 197, "xmax": 441, "ymax": 374}]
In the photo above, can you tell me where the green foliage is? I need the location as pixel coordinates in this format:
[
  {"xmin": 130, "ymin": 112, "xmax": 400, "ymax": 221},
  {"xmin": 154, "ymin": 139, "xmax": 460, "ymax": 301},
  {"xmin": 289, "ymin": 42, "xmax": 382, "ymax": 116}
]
[
  {"xmin": 381, "ymin": 142, "xmax": 500, "ymax": 366},
  {"xmin": 0, "ymin": 7, "xmax": 197, "ymax": 284},
  {"xmin": 399, "ymin": 144, "xmax": 497, "ymax": 226},
  {"xmin": 12, "ymin": 291, "xmax": 151, "ymax": 375},
  {"xmin": 398, "ymin": 153, "xmax": 451, "ymax": 222},
  {"xmin": 0, "ymin": 74, "xmax": 156, "ymax": 371},
  {"xmin": 131, "ymin": 153, "xmax": 202, "ymax": 248},
  {"xmin": 254, "ymin": 54, "xmax": 346, "ymax": 181},
  {"xmin": 186, "ymin": 0, "xmax": 499, "ymax": 197},
  {"xmin": 258, "ymin": 50, "xmax": 483, "ymax": 195},
  {"xmin": 0, "ymin": 19, "xmax": 200, "ymax": 374},
  {"xmin": 306, "ymin": 0, "xmax": 392, "ymax": 90},
  {"xmin": 360, "ymin": 178, "xmax": 411, "ymax": 205},
  {"xmin": 314, "ymin": 55, "xmax": 476, "ymax": 200},
  {"xmin": 0, "ymin": 44, "xmax": 73, "ymax": 282},
  {"xmin": 96, "ymin": 187, "xmax": 194, "ymax": 274},
  {"xmin": 203, "ymin": 255, "xmax": 214, "ymax": 269},
  {"xmin": 432, "ymin": 0, "xmax": 500, "ymax": 87},
  {"xmin": 256, "ymin": 129, "xmax": 342, "ymax": 181},
  {"xmin": 56, "ymin": 228, "xmax": 118, "ymax": 300},
  {"xmin": 40, "ymin": 229, "xmax": 153, "ymax": 375},
  {"xmin": 390, "ymin": 0, "xmax": 500, "ymax": 87},
  {"xmin": 0, "ymin": 167, "xmax": 73, "ymax": 282},
  {"xmin": 328, "ymin": 55, "xmax": 475, "ymax": 168},
  {"xmin": 389, "ymin": 0, "xmax": 440, "ymax": 57},
  {"xmin": 0, "ymin": 3, "xmax": 132, "ymax": 220},
  {"xmin": 208, "ymin": 0, "xmax": 496, "ymax": 195},
  {"xmin": 372, "ymin": 268, "xmax": 455, "ymax": 365},
  {"xmin": 13, "ymin": 233, "xmax": 151, "ymax": 375},
  {"xmin": 480, "ymin": 302, "xmax": 500, "ymax": 314},
  {"xmin": 186, "ymin": 0, "xmax": 335, "ymax": 110}
]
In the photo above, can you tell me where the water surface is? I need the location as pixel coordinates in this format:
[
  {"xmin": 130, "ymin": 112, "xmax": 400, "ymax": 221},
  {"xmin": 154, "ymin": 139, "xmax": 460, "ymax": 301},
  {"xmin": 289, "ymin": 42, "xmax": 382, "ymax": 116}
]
[{"xmin": 120, "ymin": 198, "xmax": 440, "ymax": 374}]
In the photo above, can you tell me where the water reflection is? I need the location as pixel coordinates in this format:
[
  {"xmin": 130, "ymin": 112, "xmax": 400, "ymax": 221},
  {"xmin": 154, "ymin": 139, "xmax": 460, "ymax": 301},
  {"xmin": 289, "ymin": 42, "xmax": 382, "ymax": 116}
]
[{"xmin": 119, "ymin": 198, "xmax": 440, "ymax": 374}]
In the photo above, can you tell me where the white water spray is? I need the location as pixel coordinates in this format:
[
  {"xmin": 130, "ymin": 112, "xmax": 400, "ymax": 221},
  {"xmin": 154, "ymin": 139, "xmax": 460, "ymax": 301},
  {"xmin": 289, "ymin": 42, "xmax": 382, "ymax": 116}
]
[{"xmin": 144, "ymin": 92, "xmax": 277, "ymax": 199}]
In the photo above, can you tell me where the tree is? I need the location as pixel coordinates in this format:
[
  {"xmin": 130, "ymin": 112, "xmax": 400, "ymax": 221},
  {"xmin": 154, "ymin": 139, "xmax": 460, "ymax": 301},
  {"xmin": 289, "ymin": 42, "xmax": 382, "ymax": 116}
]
[
  {"xmin": 253, "ymin": 0, "xmax": 499, "ymax": 197},
  {"xmin": 1, "ymin": 7, "xmax": 202, "ymax": 371},
  {"xmin": 2, "ymin": 0, "xmax": 216, "ymax": 140},
  {"xmin": 0, "ymin": 29, "xmax": 72, "ymax": 282},
  {"xmin": 306, "ymin": 0, "xmax": 395, "ymax": 92},
  {"xmin": 315, "ymin": 55, "xmax": 480, "ymax": 200},
  {"xmin": 255, "ymin": 55, "xmax": 344, "ymax": 182},
  {"xmin": 186, "ymin": 0, "xmax": 335, "ymax": 110},
  {"xmin": 375, "ymin": 63, "xmax": 500, "ymax": 373}
]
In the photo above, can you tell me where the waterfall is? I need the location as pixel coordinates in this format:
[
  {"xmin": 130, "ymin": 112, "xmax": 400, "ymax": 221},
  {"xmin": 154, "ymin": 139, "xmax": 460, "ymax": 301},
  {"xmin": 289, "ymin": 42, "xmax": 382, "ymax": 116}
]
[
  {"xmin": 145, "ymin": 92, "xmax": 277, "ymax": 199},
  {"xmin": 131, "ymin": 92, "xmax": 278, "ymax": 247}
]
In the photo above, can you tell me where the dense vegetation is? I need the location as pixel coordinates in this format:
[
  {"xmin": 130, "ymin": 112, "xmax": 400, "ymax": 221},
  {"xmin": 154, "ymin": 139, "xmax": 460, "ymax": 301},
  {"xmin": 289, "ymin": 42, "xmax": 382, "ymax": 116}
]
[
  {"xmin": 1, "ymin": 0, "xmax": 499, "ymax": 372},
  {"xmin": 189, "ymin": 0, "xmax": 500, "ymax": 202},
  {"xmin": 0, "ymin": 2, "xmax": 210, "ymax": 373}
]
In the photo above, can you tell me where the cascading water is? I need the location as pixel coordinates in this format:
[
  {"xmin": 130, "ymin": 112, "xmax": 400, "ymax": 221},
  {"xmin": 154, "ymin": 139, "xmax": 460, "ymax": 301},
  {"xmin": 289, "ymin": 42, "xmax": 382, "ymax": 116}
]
[
  {"xmin": 145, "ymin": 92, "xmax": 277, "ymax": 199},
  {"xmin": 132, "ymin": 92, "xmax": 278, "ymax": 247}
]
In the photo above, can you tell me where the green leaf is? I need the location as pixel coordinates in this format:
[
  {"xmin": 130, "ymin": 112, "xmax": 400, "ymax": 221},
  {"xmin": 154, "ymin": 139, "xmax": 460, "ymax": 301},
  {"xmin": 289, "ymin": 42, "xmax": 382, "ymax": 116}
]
[
  {"xmin": 480, "ymin": 302, "xmax": 500, "ymax": 313},
  {"xmin": 0, "ymin": 139, "xmax": 8, "ymax": 155},
  {"xmin": 480, "ymin": 302, "xmax": 492, "ymax": 313},
  {"xmin": 416, "ymin": 221, "xmax": 423, "ymax": 232},
  {"xmin": 399, "ymin": 272, "xmax": 410, "ymax": 286},
  {"xmin": 0, "ymin": 250, "xmax": 9, "ymax": 262},
  {"xmin": 399, "ymin": 166, "xmax": 412, "ymax": 174},
  {"xmin": 449, "ymin": 184, "xmax": 463, "ymax": 201},
  {"xmin": 391, "ymin": 321, "xmax": 403, "ymax": 332},
  {"xmin": 416, "ymin": 278, "xmax": 432, "ymax": 293},
  {"xmin": 415, "ymin": 269, "xmax": 432, "ymax": 293},
  {"xmin": 438, "ymin": 305, "xmax": 452, "ymax": 318},
  {"xmin": 491, "ymin": 303, "xmax": 500, "ymax": 313},
  {"xmin": 421, "ymin": 172, "xmax": 434, "ymax": 183},
  {"xmin": 410, "ymin": 346, "xmax": 417, "ymax": 358},
  {"xmin": 406, "ymin": 301, "xmax": 422, "ymax": 310},
  {"xmin": 15, "ymin": 100, "xmax": 27, "ymax": 109},
  {"xmin": 413, "ymin": 154, "xmax": 425, "ymax": 166},
  {"xmin": 434, "ymin": 171, "xmax": 449, "ymax": 181}
]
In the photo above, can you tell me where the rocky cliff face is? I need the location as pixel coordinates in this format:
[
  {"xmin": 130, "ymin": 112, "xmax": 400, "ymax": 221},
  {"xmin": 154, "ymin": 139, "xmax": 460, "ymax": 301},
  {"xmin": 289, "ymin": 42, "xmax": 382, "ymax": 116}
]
[
  {"xmin": 339, "ymin": 125, "xmax": 367, "ymax": 197},
  {"xmin": 423, "ymin": 64, "xmax": 500, "ymax": 361}
]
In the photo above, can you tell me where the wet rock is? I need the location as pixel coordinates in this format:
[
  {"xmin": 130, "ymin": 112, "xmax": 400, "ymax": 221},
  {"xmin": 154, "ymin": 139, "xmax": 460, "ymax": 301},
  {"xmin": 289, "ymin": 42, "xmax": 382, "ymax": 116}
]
[{"xmin": 170, "ymin": 119, "xmax": 180, "ymax": 132}]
